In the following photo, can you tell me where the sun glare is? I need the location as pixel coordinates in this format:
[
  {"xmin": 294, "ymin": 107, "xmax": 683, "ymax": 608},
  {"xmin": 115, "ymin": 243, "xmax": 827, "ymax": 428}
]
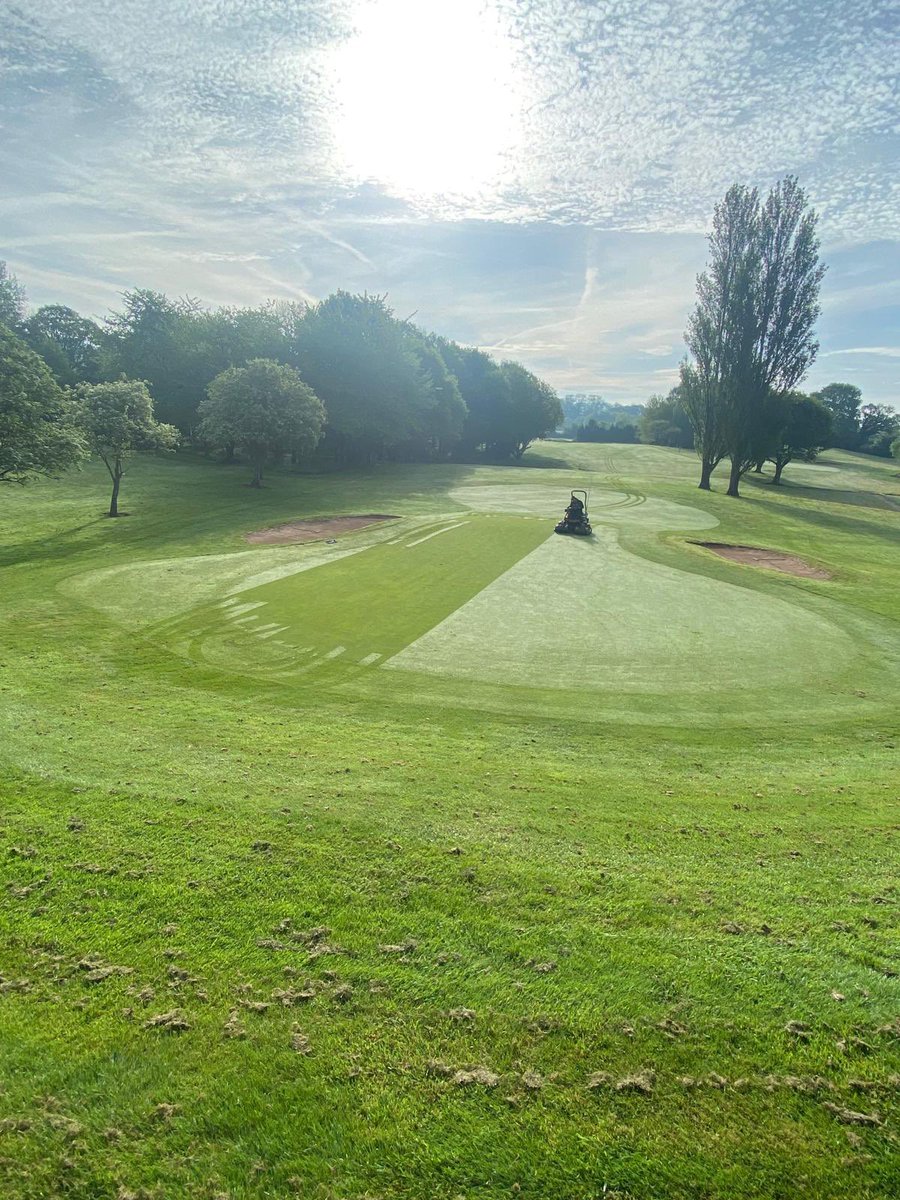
[{"xmin": 327, "ymin": 0, "xmax": 523, "ymax": 199}]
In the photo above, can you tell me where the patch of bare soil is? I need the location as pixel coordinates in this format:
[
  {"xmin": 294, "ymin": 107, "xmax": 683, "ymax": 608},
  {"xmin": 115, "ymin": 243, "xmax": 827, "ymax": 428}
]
[
  {"xmin": 693, "ymin": 542, "xmax": 833, "ymax": 579},
  {"xmin": 245, "ymin": 514, "xmax": 398, "ymax": 544}
]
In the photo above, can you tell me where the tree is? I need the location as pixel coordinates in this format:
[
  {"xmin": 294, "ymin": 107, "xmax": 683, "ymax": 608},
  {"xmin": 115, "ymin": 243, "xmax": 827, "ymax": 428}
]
[
  {"xmin": 432, "ymin": 339, "xmax": 512, "ymax": 459},
  {"xmin": 685, "ymin": 177, "xmax": 825, "ymax": 496},
  {"xmin": 0, "ymin": 262, "xmax": 26, "ymax": 331},
  {"xmin": 638, "ymin": 390, "xmax": 695, "ymax": 449},
  {"xmin": 812, "ymin": 384, "xmax": 898, "ymax": 456},
  {"xmin": 429, "ymin": 340, "xmax": 560, "ymax": 461},
  {"xmin": 575, "ymin": 418, "xmax": 638, "ymax": 443},
  {"xmin": 0, "ymin": 323, "xmax": 85, "ymax": 484},
  {"xmin": 75, "ymin": 380, "xmax": 178, "ymax": 516},
  {"xmin": 499, "ymin": 361, "xmax": 563, "ymax": 457},
  {"xmin": 679, "ymin": 362, "xmax": 729, "ymax": 488},
  {"xmin": 683, "ymin": 183, "xmax": 760, "ymax": 490},
  {"xmin": 103, "ymin": 290, "xmax": 212, "ymax": 433},
  {"xmin": 575, "ymin": 417, "xmax": 604, "ymax": 442},
  {"xmin": 892, "ymin": 434, "xmax": 900, "ymax": 463},
  {"xmin": 814, "ymin": 383, "xmax": 862, "ymax": 449},
  {"xmin": 199, "ymin": 359, "xmax": 325, "ymax": 487},
  {"xmin": 857, "ymin": 403, "xmax": 899, "ymax": 456},
  {"xmin": 402, "ymin": 332, "xmax": 467, "ymax": 460},
  {"xmin": 22, "ymin": 305, "xmax": 103, "ymax": 387},
  {"xmin": 291, "ymin": 292, "xmax": 428, "ymax": 465},
  {"xmin": 766, "ymin": 392, "xmax": 833, "ymax": 484}
]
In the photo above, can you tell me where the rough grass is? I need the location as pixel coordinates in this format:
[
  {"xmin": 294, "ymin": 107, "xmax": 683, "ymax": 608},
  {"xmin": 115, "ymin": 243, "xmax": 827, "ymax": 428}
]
[{"xmin": 0, "ymin": 446, "xmax": 898, "ymax": 1199}]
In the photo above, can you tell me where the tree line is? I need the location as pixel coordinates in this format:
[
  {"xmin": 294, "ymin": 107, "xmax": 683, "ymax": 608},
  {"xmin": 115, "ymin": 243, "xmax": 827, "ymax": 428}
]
[
  {"xmin": 0, "ymin": 266, "xmax": 563, "ymax": 510},
  {"xmin": 639, "ymin": 379, "xmax": 898, "ymax": 479}
]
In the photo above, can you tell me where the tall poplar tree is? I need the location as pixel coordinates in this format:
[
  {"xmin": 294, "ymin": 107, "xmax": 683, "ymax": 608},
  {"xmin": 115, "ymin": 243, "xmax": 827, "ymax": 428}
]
[{"xmin": 684, "ymin": 177, "xmax": 825, "ymax": 496}]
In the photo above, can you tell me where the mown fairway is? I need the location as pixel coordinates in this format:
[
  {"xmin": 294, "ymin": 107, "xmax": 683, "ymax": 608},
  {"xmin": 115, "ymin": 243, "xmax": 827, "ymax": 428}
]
[{"xmin": 1, "ymin": 443, "xmax": 898, "ymax": 1199}]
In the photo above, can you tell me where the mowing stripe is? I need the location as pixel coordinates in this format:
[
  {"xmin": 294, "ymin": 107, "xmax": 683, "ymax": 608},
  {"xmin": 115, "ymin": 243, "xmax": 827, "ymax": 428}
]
[
  {"xmin": 388, "ymin": 517, "xmax": 458, "ymax": 545},
  {"xmin": 183, "ymin": 515, "xmax": 549, "ymax": 681},
  {"xmin": 255, "ymin": 627, "xmax": 289, "ymax": 639},
  {"xmin": 224, "ymin": 601, "xmax": 266, "ymax": 618},
  {"xmin": 406, "ymin": 521, "xmax": 468, "ymax": 547}
]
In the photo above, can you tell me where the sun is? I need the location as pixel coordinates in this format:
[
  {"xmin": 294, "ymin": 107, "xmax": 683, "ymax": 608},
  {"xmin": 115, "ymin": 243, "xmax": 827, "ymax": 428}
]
[{"xmin": 326, "ymin": 0, "xmax": 523, "ymax": 199}]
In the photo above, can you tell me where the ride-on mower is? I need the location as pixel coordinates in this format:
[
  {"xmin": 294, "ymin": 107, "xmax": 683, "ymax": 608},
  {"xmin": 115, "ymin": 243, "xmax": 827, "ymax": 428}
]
[{"xmin": 554, "ymin": 489, "xmax": 593, "ymax": 536}]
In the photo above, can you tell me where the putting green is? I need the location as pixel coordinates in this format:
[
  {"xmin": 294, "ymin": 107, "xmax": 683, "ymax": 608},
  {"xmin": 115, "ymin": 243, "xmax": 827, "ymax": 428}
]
[
  {"xmin": 384, "ymin": 530, "xmax": 857, "ymax": 700},
  {"xmin": 449, "ymin": 483, "xmax": 718, "ymax": 530}
]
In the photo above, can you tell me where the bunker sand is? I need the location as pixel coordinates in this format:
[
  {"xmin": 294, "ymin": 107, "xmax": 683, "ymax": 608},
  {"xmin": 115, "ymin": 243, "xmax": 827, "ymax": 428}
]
[
  {"xmin": 695, "ymin": 542, "xmax": 833, "ymax": 579},
  {"xmin": 245, "ymin": 514, "xmax": 398, "ymax": 543}
]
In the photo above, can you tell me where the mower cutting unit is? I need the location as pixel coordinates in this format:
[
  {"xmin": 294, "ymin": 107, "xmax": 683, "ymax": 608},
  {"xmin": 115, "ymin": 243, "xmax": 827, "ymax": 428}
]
[{"xmin": 555, "ymin": 489, "xmax": 593, "ymax": 536}]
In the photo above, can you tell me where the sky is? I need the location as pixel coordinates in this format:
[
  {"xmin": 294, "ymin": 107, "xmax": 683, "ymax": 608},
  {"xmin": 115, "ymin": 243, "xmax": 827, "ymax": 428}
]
[{"xmin": 1, "ymin": 0, "xmax": 898, "ymax": 405}]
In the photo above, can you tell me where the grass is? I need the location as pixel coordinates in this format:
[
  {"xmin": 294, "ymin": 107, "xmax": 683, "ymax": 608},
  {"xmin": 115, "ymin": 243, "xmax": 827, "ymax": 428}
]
[{"xmin": 0, "ymin": 445, "xmax": 898, "ymax": 1199}]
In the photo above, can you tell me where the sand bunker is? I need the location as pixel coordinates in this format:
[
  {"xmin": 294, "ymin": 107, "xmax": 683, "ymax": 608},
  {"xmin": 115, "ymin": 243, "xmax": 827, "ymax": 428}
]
[
  {"xmin": 246, "ymin": 515, "xmax": 398, "ymax": 544},
  {"xmin": 694, "ymin": 543, "xmax": 832, "ymax": 579}
]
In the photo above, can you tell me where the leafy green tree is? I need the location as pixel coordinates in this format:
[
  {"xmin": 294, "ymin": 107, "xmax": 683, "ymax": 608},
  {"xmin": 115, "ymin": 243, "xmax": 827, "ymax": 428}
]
[
  {"xmin": 682, "ymin": 183, "xmax": 761, "ymax": 489},
  {"xmin": 290, "ymin": 292, "xmax": 435, "ymax": 464},
  {"xmin": 499, "ymin": 361, "xmax": 562, "ymax": 458},
  {"xmin": 225, "ymin": 302, "xmax": 304, "ymax": 364},
  {"xmin": 0, "ymin": 262, "xmax": 26, "ymax": 331},
  {"xmin": 814, "ymin": 383, "xmax": 862, "ymax": 449},
  {"xmin": 811, "ymin": 385, "xmax": 898, "ymax": 456},
  {"xmin": 402, "ymin": 332, "xmax": 467, "ymax": 460},
  {"xmin": 892, "ymin": 434, "xmax": 900, "ymax": 463},
  {"xmin": 433, "ymin": 343, "xmax": 559, "ymax": 460},
  {"xmin": 199, "ymin": 359, "xmax": 325, "ymax": 487},
  {"xmin": 638, "ymin": 390, "xmax": 694, "ymax": 449},
  {"xmin": 857, "ymin": 403, "xmax": 899, "ymax": 456},
  {"xmin": 431, "ymin": 338, "xmax": 512, "ymax": 459},
  {"xmin": 685, "ymin": 177, "xmax": 825, "ymax": 496},
  {"xmin": 766, "ymin": 392, "xmax": 833, "ymax": 483},
  {"xmin": 103, "ymin": 290, "xmax": 210, "ymax": 433},
  {"xmin": 574, "ymin": 417, "xmax": 604, "ymax": 442},
  {"xmin": 575, "ymin": 418, "xmax": 638, "ymax": 443},
  {"xmin": 22, "ymin": 305, "xmax": 103, "ymax": 386},
  {"xmin": 679, "ymin": 361, "xmax": 730, "ymax": 488},
  {"xmin": 0, "ymin": 323, "xmax": 85, "ymax": 484},
  {"xmin": 75, "ymin": 380, "xmax": 178, "ymax": 516}
]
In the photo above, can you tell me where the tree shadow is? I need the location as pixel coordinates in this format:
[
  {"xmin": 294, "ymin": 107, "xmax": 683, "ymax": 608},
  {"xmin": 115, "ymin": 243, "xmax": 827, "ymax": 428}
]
[
  {"xmin": 747, "ymin": 493, "xmax": 900, "ymax": 545},
  {"xmin": 744, "ymin": 473, "xmax": 900, "ymax": 512},
  {"xmin": 519, "ymin": 449, "xmax": 572, "ymax": 470},
  {"xmin": 0, "ymin": 517, "xmax": 109, "ymax": 569},
  {"xmin": 813, "ymin": 452, "xmax": 900, "ymax": 478}
]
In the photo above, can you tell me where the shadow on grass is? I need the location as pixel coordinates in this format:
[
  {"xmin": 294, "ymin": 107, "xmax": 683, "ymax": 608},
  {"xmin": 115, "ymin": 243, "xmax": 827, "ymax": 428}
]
[
  {"xmin": 0, "ymin": 518, "xmax": 111, "ymax": 569},
  {"xmin": 747, "ymin": 492, "xmax": 900, "ymax": 545},
  {"xmin": 518, "ymin": 450, "xmax": 573, "ymax": 470},
  {"xmin": 815, "ymin": 450, "xmax": 900, "ymax": 477},
  {"xmin": 744, "ymin": 472, "xmax": 900, "ymax": 511}
]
